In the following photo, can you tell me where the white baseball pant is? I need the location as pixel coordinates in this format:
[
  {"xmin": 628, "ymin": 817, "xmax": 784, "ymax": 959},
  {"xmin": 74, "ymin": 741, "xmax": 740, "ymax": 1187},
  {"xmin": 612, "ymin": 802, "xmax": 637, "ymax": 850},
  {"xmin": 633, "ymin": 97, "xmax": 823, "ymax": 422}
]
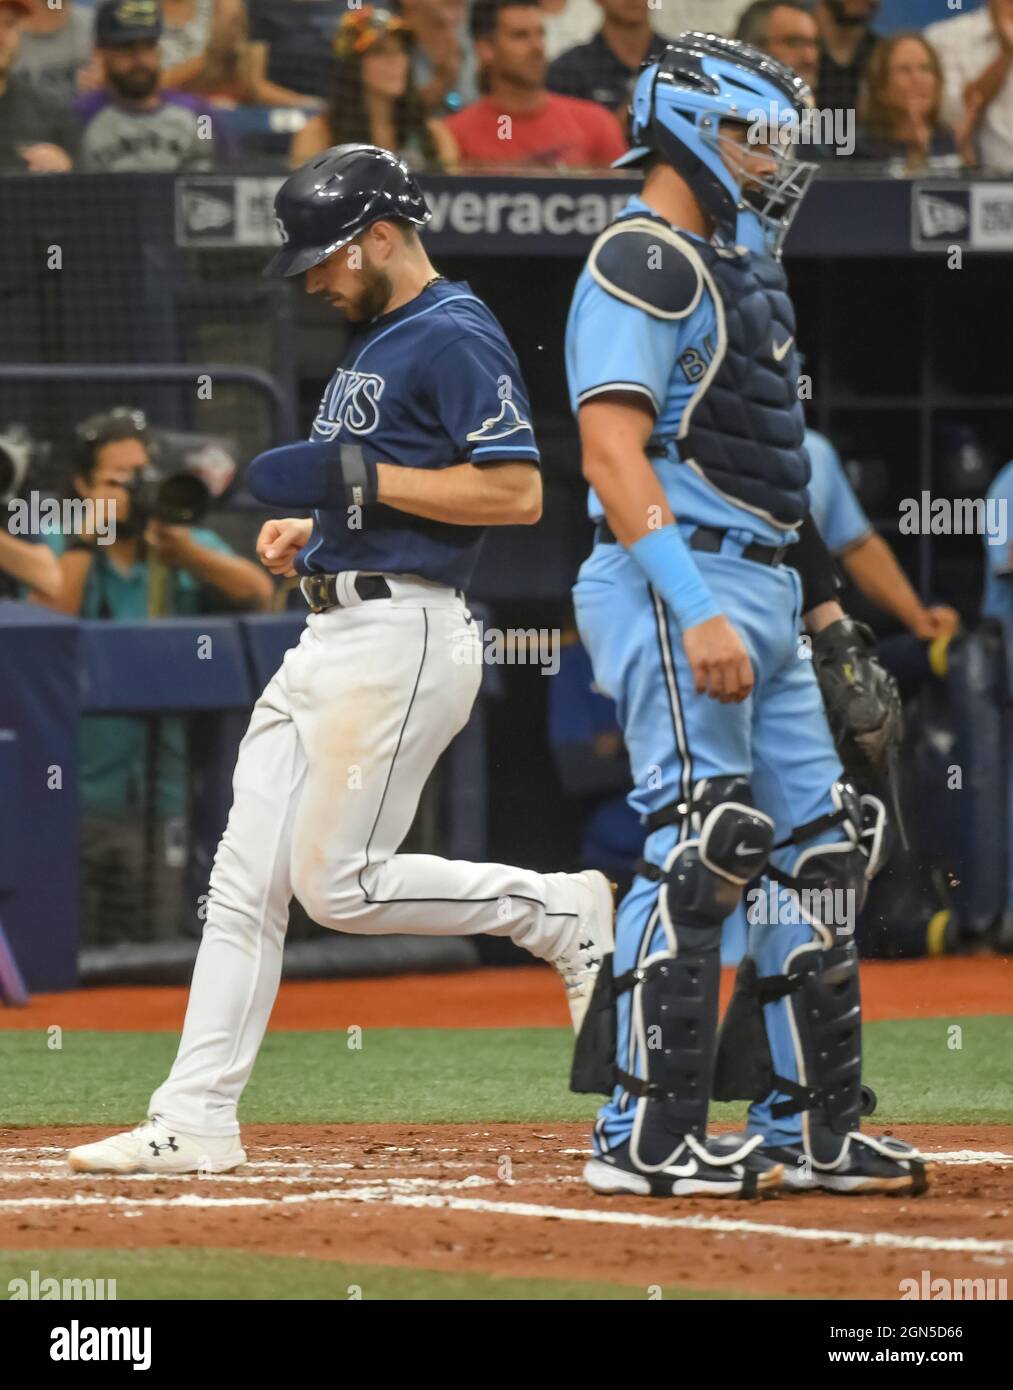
[{"xmin": 149, "ymin": 574, "xmax": 591, "ymax": 1135}]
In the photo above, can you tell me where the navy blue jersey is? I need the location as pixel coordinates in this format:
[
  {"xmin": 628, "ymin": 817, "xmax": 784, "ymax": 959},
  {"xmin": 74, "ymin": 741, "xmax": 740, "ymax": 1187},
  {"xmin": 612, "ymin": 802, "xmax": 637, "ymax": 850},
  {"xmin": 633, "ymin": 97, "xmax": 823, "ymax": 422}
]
[{"xmin": 296, "ymin": 277, "xmax": 540, "ymax": 589}]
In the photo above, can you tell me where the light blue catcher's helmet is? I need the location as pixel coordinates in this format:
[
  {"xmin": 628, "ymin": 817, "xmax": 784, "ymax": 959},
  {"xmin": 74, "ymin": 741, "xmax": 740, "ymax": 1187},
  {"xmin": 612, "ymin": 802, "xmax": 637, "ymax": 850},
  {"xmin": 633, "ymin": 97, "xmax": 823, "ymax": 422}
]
[{"xmin": 615, "ymin": 32, "xmax": 818, "ymax": 259}]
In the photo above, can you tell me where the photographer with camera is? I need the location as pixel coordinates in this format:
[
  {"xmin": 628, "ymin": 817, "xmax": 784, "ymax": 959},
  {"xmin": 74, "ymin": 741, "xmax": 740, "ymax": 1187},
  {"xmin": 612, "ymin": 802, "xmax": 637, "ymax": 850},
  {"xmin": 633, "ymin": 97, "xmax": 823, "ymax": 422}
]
[
  {"xmin": 42, "ymin": 408, "xmax": 270, "ymax": 619},
  {"xmin": 33, "ymin": 406, "xmax": 271, "ymax": 945}
]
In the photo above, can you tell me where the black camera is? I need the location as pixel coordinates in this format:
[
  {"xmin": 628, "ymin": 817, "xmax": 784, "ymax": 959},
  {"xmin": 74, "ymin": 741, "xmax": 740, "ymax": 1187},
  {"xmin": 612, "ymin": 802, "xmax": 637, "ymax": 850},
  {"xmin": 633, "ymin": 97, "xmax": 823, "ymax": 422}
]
[
  {"xmin": 0, "ymin": 425, "xmax": 38, "ymax": 507},
  {"xmin": 74, "ymin": 407, "xmax": 221, "ymax": 534},
  {"xmin": 127, "ymin": 468, "xmax": 211, "ymax": 529}
]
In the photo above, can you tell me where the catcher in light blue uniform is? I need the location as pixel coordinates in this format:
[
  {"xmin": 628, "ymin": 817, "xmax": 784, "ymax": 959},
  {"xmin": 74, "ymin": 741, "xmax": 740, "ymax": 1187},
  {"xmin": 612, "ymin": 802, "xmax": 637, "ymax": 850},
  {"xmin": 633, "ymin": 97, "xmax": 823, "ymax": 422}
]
[{"xmin": 566, "ymin": 34, "xmax": 926, "ymax": 1199}]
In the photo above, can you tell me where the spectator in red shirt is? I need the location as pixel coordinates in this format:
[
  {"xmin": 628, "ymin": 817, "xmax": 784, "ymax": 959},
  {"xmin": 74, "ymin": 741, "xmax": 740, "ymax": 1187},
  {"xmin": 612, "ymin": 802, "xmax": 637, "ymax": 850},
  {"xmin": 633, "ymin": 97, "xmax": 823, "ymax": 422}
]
[{"xmin": 440, "ymin": 0, "xmax": 625, "ymax": 169}]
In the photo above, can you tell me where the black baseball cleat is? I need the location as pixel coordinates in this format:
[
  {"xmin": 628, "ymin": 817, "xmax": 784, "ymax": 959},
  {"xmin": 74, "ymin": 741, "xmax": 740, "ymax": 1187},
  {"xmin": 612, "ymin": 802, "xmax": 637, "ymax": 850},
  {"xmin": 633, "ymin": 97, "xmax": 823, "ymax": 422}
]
[
  {"xmin": 584, "ymin": 1133, "xmax": 783, "ymax": 1199},
  {"xmin": 762, "ymin": 1132, "xmax": 929, "ymax": 1195}
]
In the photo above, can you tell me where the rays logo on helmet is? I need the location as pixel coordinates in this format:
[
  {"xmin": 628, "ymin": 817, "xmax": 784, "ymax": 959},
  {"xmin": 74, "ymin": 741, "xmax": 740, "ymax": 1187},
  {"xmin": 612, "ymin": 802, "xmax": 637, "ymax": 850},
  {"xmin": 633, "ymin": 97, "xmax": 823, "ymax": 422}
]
[
  {"xmin": 466, "ymin": 398, "xmax": 533, "ymax": 443},
  {"xmin": 274, "ymin": 216, "xmax": 290, "ymax": 245}
]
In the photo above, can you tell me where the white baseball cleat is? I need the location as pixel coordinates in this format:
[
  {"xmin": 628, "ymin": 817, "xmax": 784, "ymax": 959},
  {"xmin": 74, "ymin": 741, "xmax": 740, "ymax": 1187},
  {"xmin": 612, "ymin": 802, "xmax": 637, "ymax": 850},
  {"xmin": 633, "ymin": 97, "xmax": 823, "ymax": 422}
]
[
  {"xmin": 555, "ymin": 869, "xmax": 616, "ymax": 1034},
  {"xmin": 67, "ymin": 1119, "xmax": 246, "ymax": 1175}
]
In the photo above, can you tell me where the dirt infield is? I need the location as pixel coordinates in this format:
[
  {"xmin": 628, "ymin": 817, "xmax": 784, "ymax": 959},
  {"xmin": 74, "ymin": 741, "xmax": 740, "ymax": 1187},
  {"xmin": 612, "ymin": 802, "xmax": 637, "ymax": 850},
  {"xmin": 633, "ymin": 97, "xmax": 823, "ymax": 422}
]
[
  {"xmin": 2, "ymin": 1123, "xmax": 1011, "ymax": 1299},
  {"xmin": 3, "ymin": 956, "xmax": 1011, "ymax": 1033},
  {"xmin": 2, "ymin": 962, "xmax": 1010, "ymax": 1297}
]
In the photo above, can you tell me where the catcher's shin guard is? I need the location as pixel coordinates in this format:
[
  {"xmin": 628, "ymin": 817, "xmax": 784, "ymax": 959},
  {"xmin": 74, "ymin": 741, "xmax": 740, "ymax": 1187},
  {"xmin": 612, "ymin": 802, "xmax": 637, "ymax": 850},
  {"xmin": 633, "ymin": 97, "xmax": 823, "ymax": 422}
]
[
  {"xmin": 623, "ymin": 778, "xmax": 774, "ymax": 1171},
  {"xmin": 714, "ymin": 935, "xmax": 866, "ymax": 1166},
  {"xmin": 778, "ymin": 937, "xmax": 864, "ymax": 1164}
]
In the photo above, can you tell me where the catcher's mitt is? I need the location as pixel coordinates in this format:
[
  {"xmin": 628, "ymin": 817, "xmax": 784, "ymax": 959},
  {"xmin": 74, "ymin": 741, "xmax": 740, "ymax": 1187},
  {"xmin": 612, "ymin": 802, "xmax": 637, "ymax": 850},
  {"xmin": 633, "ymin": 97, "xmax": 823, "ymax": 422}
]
[{"xmin": 811, "ymin": 617, "xmax": 903, "ymax": 779}]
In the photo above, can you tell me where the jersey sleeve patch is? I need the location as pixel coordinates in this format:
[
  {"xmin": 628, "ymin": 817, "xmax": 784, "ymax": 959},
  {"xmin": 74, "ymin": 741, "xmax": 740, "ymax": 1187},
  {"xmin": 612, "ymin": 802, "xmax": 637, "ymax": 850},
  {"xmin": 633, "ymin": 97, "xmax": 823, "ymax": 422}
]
[
  {"xmin": 427, "ymin": 328, "xmax": 540, "ymax": 464},
  {"xmin": 588, "ymin": 218, "xmax": 704, "ymax": 322}
]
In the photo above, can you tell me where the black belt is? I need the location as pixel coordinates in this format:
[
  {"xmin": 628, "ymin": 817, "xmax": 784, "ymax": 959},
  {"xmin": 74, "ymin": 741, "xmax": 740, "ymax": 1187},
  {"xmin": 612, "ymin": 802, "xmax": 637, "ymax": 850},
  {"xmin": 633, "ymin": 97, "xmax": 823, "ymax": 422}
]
[
  {"xmin": 301, "ymin": 573, "xmax": 392, "ymax": 614},
  {"xmin": 594, "ymin": 520, "xmax": 788, "ymax": 567}
]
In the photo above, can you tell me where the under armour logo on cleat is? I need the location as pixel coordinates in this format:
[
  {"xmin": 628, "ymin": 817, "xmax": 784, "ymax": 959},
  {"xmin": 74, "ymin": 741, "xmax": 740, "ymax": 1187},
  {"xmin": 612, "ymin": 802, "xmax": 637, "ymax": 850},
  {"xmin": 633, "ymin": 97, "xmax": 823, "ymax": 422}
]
[{"xmin": 148, "ymin": 1137, "xmax": 179, "ymax": 1156}]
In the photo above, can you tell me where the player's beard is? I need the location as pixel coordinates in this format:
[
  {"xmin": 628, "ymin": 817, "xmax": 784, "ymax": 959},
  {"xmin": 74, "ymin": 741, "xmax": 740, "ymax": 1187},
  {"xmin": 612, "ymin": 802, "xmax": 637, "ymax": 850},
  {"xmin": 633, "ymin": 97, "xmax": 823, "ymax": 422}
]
[
  {"xmin": 343, "ymin": 265, "xmax": 394, "ymax": 323},
  {"xmin": 107, "ymin": 64, "xmax": 160, "ymax": 101}
]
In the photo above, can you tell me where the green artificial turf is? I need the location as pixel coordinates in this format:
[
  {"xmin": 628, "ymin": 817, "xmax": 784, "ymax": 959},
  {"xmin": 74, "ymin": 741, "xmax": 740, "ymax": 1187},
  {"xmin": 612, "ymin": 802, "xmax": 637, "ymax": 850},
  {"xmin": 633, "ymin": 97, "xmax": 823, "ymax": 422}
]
[
  {"xmin": 0, "ymin": 1248, "xmax": 754, "ymax": 1301},
  {"xmin": 1, "ymin": 1017, "xmax": 1010, "ymax": 1129}
]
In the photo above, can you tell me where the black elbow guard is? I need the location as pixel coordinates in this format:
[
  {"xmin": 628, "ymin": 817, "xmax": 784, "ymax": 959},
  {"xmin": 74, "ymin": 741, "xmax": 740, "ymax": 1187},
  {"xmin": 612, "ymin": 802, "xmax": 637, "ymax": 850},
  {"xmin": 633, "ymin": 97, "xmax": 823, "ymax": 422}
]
[{"xmin": 789, "ymin": 513, "xmax": 842, "ymax": 613}]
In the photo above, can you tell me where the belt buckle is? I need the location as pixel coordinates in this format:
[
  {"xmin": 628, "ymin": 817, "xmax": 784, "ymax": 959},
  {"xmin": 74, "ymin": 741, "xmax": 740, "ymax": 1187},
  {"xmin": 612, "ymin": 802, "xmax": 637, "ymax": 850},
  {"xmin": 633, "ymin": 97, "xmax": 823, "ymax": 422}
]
[{"xmin": 302, "ymin": 574, "xmax": 331, "ymax": 613}]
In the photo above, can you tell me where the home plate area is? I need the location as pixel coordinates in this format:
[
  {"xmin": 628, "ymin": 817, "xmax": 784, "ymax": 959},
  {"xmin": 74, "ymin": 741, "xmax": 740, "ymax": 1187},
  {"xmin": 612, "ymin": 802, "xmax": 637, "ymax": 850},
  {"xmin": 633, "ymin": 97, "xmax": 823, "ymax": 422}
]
[{"xmin": 2, "ymin": 1124, "xmax": 1012, "ymax": 1299}]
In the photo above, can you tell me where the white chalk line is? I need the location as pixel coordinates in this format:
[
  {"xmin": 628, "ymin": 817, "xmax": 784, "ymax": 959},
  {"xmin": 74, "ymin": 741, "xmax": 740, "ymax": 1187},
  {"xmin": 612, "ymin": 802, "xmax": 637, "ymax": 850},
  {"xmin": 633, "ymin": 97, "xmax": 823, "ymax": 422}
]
[
  {"xmin": 0, "ymin": 1170, "xmax": 567, "ymax": 1191},
  {"xmin": 928, "ymin": 1150, "xmax": 1013, "ymax": 1165},
  {"xmin": 0, "ymin": 1157, "xmax": 494, "ymax": 1174},
  {"xmin": 1, "ymin": 1182, "xmax": 1012, "ymax": 1257},
  {"xmin": 4, "ymin": 1146, "xmax": 1012, "ymax": 1167}
]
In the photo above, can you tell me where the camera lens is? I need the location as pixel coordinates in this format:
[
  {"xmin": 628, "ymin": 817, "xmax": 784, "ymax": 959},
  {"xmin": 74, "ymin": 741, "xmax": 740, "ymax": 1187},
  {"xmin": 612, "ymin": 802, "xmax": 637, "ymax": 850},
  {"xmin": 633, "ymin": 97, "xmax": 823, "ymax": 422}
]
[{"xmin": 155, "ymin": 473, "xmax": 211, "ymax": 526}]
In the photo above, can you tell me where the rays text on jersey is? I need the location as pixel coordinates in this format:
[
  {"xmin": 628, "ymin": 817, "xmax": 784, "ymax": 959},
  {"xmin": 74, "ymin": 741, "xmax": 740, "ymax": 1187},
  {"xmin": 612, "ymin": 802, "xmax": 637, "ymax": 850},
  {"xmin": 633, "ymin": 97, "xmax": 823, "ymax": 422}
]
[{"xmin": 314, "ymin": 370, "xmax": 385, "ymax": 438}]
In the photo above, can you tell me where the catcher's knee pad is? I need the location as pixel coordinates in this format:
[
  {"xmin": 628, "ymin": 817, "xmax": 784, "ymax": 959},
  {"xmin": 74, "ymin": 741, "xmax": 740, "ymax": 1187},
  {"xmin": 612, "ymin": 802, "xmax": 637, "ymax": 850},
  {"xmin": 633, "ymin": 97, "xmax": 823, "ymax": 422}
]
[
  {"xmin": 767, "ymin": 779, "xmax": 887, "ymax": 945},
  {"xmin": 622, "ymin": 778, "xmax": 774, "ymax": 1170},
  {"xmin": 659, "ymin": 776, "xmax": 775, "ymax": 936}
]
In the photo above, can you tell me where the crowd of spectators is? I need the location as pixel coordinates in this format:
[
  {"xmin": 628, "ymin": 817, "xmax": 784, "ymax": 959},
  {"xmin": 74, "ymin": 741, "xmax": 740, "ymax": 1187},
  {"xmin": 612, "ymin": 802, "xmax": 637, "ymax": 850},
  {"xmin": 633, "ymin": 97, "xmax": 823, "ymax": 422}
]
[{"xmin": 1, "ymin": 0, "xmax": 1012, "ymax": 175}]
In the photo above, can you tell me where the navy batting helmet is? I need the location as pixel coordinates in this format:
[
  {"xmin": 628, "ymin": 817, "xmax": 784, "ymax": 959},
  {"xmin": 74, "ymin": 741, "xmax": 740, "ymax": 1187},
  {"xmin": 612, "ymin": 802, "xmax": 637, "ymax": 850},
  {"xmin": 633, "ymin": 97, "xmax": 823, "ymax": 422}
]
[{"xmin": 264, "ymin": 144, "xmax": 432, "ymax": 279}]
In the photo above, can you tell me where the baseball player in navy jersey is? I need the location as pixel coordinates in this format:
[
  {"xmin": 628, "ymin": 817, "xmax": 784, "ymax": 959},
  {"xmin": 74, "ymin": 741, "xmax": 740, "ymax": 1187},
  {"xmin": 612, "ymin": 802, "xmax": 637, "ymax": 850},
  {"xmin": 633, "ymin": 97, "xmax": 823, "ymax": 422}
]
[
  {"xmin": 566, "ymin": 35, "xmax": 927, "ymax": 1198},
  {"xmin": 69, "ymin": 144, "xmax": 613, "ymax": 1176}
]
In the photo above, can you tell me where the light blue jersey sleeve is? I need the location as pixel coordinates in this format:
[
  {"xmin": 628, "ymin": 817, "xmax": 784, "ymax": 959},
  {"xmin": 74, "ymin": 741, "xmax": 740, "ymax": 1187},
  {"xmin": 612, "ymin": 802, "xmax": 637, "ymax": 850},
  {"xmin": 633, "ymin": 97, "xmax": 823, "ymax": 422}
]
[
  {"xmin": 565, "ymin": 273, "xmax": 684, "ymax": 418},
  {"xmin": 982, "ymin": 461, "xmax": 1013, "ymax": 620},
  {"xmin": 804, "ymin": 429, "xmax": 872, "ymax": 555},
  {"xmin": 985, "ymin": 461, "xmax": 1013, "ymax": 578}
]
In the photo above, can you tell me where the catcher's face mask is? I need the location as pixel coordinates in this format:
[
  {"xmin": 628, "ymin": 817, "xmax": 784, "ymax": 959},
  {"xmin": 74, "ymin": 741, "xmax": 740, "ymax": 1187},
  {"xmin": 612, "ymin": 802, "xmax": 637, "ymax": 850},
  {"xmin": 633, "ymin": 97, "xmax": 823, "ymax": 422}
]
[
  {"xmin": 616, "ymin": 36, "xmax": 818, "ymax": 260},
  {"xmin": 709, "ymin": 116, "xmax": 818, "ymax": 258}
]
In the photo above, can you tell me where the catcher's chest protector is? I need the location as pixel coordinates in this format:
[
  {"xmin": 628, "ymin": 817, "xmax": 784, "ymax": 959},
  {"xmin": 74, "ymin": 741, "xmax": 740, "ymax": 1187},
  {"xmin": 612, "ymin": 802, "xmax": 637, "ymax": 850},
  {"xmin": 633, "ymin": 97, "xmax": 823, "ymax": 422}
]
[{"xmin": 681, "ymin": 243, "xmax": 811, "ymax": 528}]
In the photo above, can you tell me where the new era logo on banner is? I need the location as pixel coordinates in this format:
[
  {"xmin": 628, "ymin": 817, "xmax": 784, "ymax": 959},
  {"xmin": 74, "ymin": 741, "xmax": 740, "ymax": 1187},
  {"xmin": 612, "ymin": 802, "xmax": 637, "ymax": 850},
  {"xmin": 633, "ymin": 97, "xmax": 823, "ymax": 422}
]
[
  {"xmin": 177, "ymin": 181, "xmax": 237, "ymax": 244},
  {"xmin": 912, "ymin": 183, "xmax": 1013, "ymax": 253},
  {"xmin": 913, "ymin": 188, "xmax": 970, "ymax": 245},
  {"xmin": 175, "ymin": 178, "xmax": 285, "ymax": 247}
]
